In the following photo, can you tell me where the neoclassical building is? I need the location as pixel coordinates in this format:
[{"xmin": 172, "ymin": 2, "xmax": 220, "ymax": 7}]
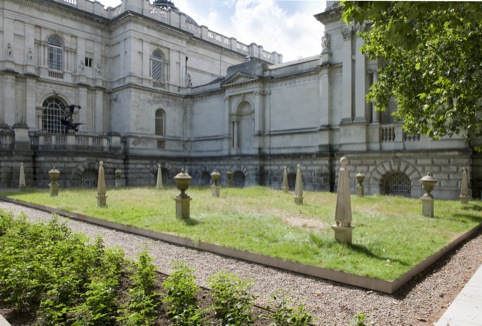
[{"xmin": 0, "ymin": 0, "xmax": 480, "ymax": 199}]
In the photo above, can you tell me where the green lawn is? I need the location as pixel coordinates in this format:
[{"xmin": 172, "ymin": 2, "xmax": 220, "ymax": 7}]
[{"xmin": 1, "ymin": 186, "xmax": 481, "ymax": 281}]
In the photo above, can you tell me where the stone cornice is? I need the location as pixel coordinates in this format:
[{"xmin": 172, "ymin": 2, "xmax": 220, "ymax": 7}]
[
  {"xmin": 314, "ymin": 5, "xmax": 343, "ymax": 25},
  {"xmin": 16, "ymin": 0, "xmax": 110, "ymax": 28}
]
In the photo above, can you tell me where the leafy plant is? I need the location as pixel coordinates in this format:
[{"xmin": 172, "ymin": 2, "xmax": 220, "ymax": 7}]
[
  {"xmin": 208, "ymin": 270, "xmax": 257, "ymax": 325},
  {"xmin": 266, "ymin": 289, "xmax": 313, "ymax": 326},
  {"xmin": 162, "ymin": 261, "xmax": 203, "ymax": 325},
  {"xmin": 117, "ymin": 251, "xmax": 161, "ymax": 325},
  {"xmin": 350, "ymin": 313, "xmax": 368, "ymax": 326}
]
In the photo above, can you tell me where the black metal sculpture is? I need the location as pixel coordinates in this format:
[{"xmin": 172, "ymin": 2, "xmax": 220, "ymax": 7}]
[{"xmin": 60, "ymin": 104, "xmax": 83, "ymax": 132}]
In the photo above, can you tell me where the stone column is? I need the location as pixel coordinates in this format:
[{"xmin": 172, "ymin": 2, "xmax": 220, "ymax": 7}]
[
  {"xmin": 96, "ymin": 161, "xmax": 107, "ymax": 207},
  {"xmin": 282, "ymin": 166, "xmax": 288, "ymax": 193},
  {"xmin": 354, "ymin": 36, "xmax": 367, "ymax": 123},
  {"xmin": 341, "ymin": 27, "xmax": 354, "ymax": 124},
  {"xmin": 48, "ymin": 168, "xmax": 60, "ymax": 196},
  {"xmin": 156, "ymin": 164, "xmax": 163, "ymax": 189},
  {"xmin": 211, "ymin": 170, "xmax": 221, "ymax": 197},
  {"xmin": 420, "ymin": 172, "xmax": 437, "ymax": 217},
  {"xmin": 174, "ymin": 169, "xmax": 192, "ymax": 219},
  {"xmin": 18, "ymin": 162, "xmax": 26, "ymax": 191},
  {"xmin": 331, "ymin": 157, "xmax": 355, "ymax": 244},
  {"xmin": 460, "ymin": 168, "xmax": 469, "ymax": 204},
  {"xmin": 294, "ymin": 164, "xmax": 303, "ymax": 205}
]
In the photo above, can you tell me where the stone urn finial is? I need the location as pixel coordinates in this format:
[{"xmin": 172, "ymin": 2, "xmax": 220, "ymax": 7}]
[
  {"xmin": 174, "ymin": 168, "xmax": 192, "ymax": 198},
  {"xmin": 421, "ymin": 172, "xmax": 437, "ymax": 198},
  {"xmin": 211, "ymin": 170, "xmax": 221, "ymax": 186},
  {"xmin": 49, "ymin": 167, "xmax": 60, "ymax": 182}
]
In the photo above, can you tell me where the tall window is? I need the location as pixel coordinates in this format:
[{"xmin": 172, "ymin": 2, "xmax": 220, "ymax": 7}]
[
  {"xmin": 42, "ymin": 97, "xmax": 66, "ymax": 134},
  {"xmin": 151, "ymin": 49, "xmax": 164, "ymax": 82},
  {"xmin": 47, "ymin": 35, "xmax": 63, "ymax": 71},
  {"xmin": 155, "ymin": 109, "xmax": 165, "ymax": 136},
  {"xmin": 155, "ymin": 109, "xmax": 165, "ymax": 149}
]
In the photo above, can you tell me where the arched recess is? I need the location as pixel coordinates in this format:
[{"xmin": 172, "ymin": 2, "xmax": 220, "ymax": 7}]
[
  {"xmin": 232, "ymin": 100, "xmax": 254, "ymax": 154},
  {"xmin": 369, "ymin": 159, "xmax": 422, "ymax": 197},
  {"xmin": 70, "ymin": 160, "xmax": 98, "ymax": 187},
  {"xmin": 228, "ymin": 165, "xmax": 249, "ymax": 187}
]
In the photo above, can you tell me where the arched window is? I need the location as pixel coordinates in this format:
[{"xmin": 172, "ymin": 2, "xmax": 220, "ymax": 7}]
[
  {"xmin": 155, "ymin": 109, "xmax": 165, "ymax": 136},
  {"xmin": 48, "ymin": 35, "xmax": 63, "ymax": 71},
  {"xmin": 42, "ymin": 97, "xmax": 66, "ymax": 134},
  {"xmin": 151, "ymin": 49, "xmax": 164, "ymax": 82}
]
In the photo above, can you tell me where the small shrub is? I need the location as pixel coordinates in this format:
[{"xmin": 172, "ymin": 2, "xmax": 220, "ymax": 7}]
[
  {"xmin": 117, "ymin": 251, "xmax": 161, "ymax": 326},
  {"xmin": 162, "ymin": 261, "xmax": 203, "ymax": 326},
  {"xmin": 266, "ymin": 289, "xmax": 313, "ymax": 326},
  {"xmin": 208, "ymin": 270, "xmax": 257, "ymax": 326}
]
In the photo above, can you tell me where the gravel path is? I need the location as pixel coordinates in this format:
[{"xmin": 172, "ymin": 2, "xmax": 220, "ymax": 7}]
[{"xmin": 1, "ymin": 201, "xmax": 481, "ymax": 326}]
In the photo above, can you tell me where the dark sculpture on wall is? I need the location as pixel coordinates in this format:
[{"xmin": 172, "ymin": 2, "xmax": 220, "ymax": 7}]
[{"xmin": 60, "ymin": 104, "xmax": 83, "ymax": 132}]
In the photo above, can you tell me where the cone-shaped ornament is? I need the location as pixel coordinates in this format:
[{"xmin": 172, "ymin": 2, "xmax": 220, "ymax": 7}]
[
  {"xmin": 156, "ymin": 163, "xmax": 163, "ymax": 189},
  {"xmin": 19, "ymin": 162, "xmax": 26, "ymax": 191},
  {"xmin": 460, "ymin": 167, "xmax": 469, "ymax": 204},
  {"xmin": 294, "ymin": 164, "xmax": 303, "ymax": 204},
  {"xmin": 282, "ymin": 166, "xmax": 288, "ymax": 193},
  {"xmin": 97, "ymin": 161, "xmax": 107, "ymax": 207}
]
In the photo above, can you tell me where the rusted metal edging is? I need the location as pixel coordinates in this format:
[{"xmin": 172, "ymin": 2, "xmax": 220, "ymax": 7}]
[{"xmin": 1, "ymin": 197, "xmax": 480, "ymax": 294}]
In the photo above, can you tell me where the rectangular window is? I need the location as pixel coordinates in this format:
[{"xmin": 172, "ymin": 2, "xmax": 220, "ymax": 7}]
[{"xmin": 85, "ymin": 57, "xmax": 92, "ymax": 67}]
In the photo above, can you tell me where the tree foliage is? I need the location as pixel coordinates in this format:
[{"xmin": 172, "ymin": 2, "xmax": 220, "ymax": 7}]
[{"xmin": 342, "ymin": 1, "xmax": 482, "ymax": 145}]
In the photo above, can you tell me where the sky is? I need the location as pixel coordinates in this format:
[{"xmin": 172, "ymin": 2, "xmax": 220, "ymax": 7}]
[{"xmin": 97, "ymin": 0, "xmax": 326, "ymax": 63}]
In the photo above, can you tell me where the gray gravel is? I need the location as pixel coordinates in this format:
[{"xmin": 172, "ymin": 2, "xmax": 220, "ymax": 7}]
[{"xmin": 1, "ymin": 201, "xmax": 481, "ymax": 326}]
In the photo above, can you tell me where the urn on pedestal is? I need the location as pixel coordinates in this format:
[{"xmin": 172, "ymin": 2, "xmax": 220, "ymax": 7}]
[
  {"xmin": 48, "ymin": 167, "xmax": 60, "ymax": 196},
  {"xmin": 420, "ymin": 172, "xmax": 437, "ymax": 217},
  {"xmin": 174, "ymin": 169, "xmax": 192, "ymax": 219}
]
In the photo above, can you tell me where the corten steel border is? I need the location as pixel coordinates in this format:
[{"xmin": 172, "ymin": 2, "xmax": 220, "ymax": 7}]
[{"xmin": 1, "ymin": 197, "xmax": 480, "ymax": 294}]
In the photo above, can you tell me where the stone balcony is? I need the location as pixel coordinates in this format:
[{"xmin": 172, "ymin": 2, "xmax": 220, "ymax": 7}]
[{"xmin": 28, "ymin": 132, "xmax": 122, "ymax": 153}]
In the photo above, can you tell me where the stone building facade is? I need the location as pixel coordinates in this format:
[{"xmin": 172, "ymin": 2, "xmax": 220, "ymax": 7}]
[{"xmin": 0, "ymin": 0, "xmax": 480, "ymax": 199}]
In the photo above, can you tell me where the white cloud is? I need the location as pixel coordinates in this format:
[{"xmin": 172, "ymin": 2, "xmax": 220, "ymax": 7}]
[{"xmin": 97, "ymin": 0, "xmax": 325, "ymax": 62}]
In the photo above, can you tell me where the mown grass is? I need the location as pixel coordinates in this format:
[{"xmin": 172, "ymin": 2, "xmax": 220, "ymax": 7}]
[{"xmin": 1, "ymin": 186, "xmax": 481, "ymax": 281}]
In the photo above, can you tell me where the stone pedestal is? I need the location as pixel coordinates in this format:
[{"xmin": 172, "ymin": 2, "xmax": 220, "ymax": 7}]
[
  {"xmin": 175, "ymin": 196, "xmax": 192, "ymax": 219},
  {"xmin": 97, "ymin": 194, "xmax": 107, "ymax": 207},
  {"xmin": 211, "ymin": 186, "xmax": 220, "ymax": 197},
  {"xmin": 115, "ymin": 169, "xmax": 122, "ymax": 188},
  {"xmin": 421, "ymin": 195, "xmax": 434, "ymax": 217},
  {"xmin": 331, "ymin": 225, "xmax": 355, "ymax": 244}
]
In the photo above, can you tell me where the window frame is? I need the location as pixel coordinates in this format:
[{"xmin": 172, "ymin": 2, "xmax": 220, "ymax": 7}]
[{"xmin": 47, "ymin": 35, "xmax": 63, "ymax": 71}]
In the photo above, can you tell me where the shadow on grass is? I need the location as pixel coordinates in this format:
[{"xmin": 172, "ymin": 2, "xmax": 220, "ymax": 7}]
[
  {"xmin": 461, "ymin": 203, "xmax": 482, "ymax": 212},
  {"xmin": 182, "ymin": 217, "xmax": 200, "ymax": 226},
  {"xmin": 347, "ymin": 243, "xmax": 410, "ymax": 266}
]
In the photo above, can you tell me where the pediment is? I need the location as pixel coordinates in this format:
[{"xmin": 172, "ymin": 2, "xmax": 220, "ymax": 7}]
[{"xmin": 221, "ymin": 72, "xmax": 259, "ymax": 88}]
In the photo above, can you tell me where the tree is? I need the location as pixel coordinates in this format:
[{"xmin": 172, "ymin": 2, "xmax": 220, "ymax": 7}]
[{"xmin": 341, "ymin": 1, "xmax": 482, "ymax": 148}]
